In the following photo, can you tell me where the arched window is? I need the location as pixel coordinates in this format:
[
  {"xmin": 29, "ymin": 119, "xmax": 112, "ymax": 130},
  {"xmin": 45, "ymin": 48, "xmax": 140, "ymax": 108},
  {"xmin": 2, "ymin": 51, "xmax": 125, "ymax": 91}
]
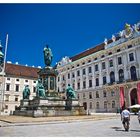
[
  {"xmin": 130, "ymin": 66, "xmax": 137, "ymax": 81},
  {"xmin": 96, "ymin": 91, "xmax": 99, "ymax": 98},
  {"xmin": 119, "ymin": 69, "xmax": 124, "ymax": 82},
  {"xmin": 104, "ymin": 101, "xmax": 107, "ymax": 109},
  {"xmin": 110, "ymin": 71, "xmax": 115, "ymax": 84},
  {"xmin": 96, "ymin": 102, "xmax": 99, "ymax": 109},
  {"xmin": 90, "ymin": 102, "xmax": 92, "ymax": 109},
  {"xmin": 112, "ymin": 101, "xmax": 115, "ymax": 108}
]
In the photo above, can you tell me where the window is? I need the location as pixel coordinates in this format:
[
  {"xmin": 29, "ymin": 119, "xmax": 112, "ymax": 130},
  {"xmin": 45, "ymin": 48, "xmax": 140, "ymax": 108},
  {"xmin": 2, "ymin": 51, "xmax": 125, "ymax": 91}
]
[
  {"xmin": 129, "ymin": 53, "xmax": 134, "ymax": 61},
  {"xmin": 88, "ymin": 67, "xmax": 92, "ymax": 73},
  {"xmin": 5, "ymin": 105, "xmax": 8, "ymax": 109},
  {"xmin": 83, "ymin": 93, "xmax": 86, "ymax": 99},
  {"xmin": 118, "ymin": 57, "xmax": 122, "ymax": 65},
  {"xmin": 117, "ymin": 49, "xmax": 120, "ymax": 52},
  {"xmin": 101, "ymin": 55, "xmax": 105, "ymax": 58},
  {"xmin": 58, "ymin": 77, "xmax": 60, "ymax": 82},
  {"xmin": 25, "ymin": 80, "xmax": 28, "ymax": 82},
  {"xmin": 89, "ymin": 102, "xmax": 92, "ymax": 109},
  {"xmin": 103, "ymin": 91, "xmax": 107, "ymax": 97},
  {"xmin": 96, "ymin": 91, "xmax": 99, "ymax": 98},
  {"xmin": 83, "ymin": 81, "xmax": 86, "ymax": 89},
  {"xmin": 96, "ymin": 102, "xmax": 99, "ymax": 109},
  {"xmin": 95, "ymin": 64, "xmax": 98, "ymax": 71},
  {"xmin": 89, "ymin": 80, "xmax": 92, "ymax": 88},
  {"xmin": 103, "ymin": 76, "xmax": 106, "ymax": 85},
  {"xmin": 62, "ymin": 75, "xmax": 65, "ymax": 80},
  {"xmin": 128, "ymin": 44, "xmax": 132, "ymax": 49},
  {"xmin": 94, "ymin": 57, "xmax": 97, "ymax": 61},
  {"xmin": 7, "ymin": 78, "xmax": 10, "ymax": 80},
  {"xmin": 112, "ymin": 101, "xmax": 115, "ymax": 108},
  {"xmin": 15, "ymin": 96, "xmax": 18, "ymax": 102},
  {"xmin": 77, "ymin": 64, "xmax": 79, "ymax": 67},
  {"xmin": 16, "ymin": 79, "xmax": 19, "ymax": 82},
  {"xmin": 102, "ymin": 62, "xmax": 106, "ymax": 69},
  {"xmin": 104, "ymin": 101, "xmax": 107, "ymax": 109},
  {"xmin": 68, "ymin": 73, "xmax": 70, "ymax": 79},
  {"xmin": 82, "ymin": 62, "xmax": 85, "ymax": 65},
  {"xmin": 72, "ymin": 73, "xmax": 75, "ymax": 78},
  {"xmin": 130, "ymin": 66, "xmax": 137, "ymax": 81},
  {"xmin": 110, "ymin": 71, "xmax": 115, "ymax": 84},
  {"xmin": 72, "ymin": 66, "xmax": 74, "ymax": 69},
  {"xmin": 108, "ymin": 52, "xmax": 112, "ymax": 55},
  {"xmin": 111, "ymin": 91, "xmax": 115, "ymax": 96},
  {"xmin": 109, "ymin": 60, "xmax": 113, "ymax": 67},
  {"xmin": 77, "ymin": 82, "xmax": 80, "ymax": 90},
  {"xmin": 5, "ymin": 95, "xmax": 9, "ymax": 101},
  {"xmin": 72, "ymin": 83, "xmax": 75, "ymax": 90},
  {"xmin": 33, "ymin": 86, "xmax": 36, "ymax": 93},
  {"xmin": 77, "ymin": 70, "xmax": 80, "ymax": 76},
  {"xmin": 89, "ymin": 92, "xmax": 92, "ymax": 99},
  {"xmin": 33, "ymin": 81, "xmax": 36, "ymax": 83},
  {"xmin": 6, "ymin": 84, "xmax": 10, "ymax": 91},
  {"xmin": 83, "ymin": 69, "xmax": 86, "ymax": 75},
  {"xmin": 88, "ymin": 60, "xmax": 91, "ymax": 63},
  {"xmin": 96, "ymin": 78, "xmax": 99, "ymax": 86},
  {"xmin": 15, "ymin": 85, "xmax": 19, "ymax": 92},
  {"xmin": 119, "ymin": 69, "xmax": 124, "ymax": 82}
]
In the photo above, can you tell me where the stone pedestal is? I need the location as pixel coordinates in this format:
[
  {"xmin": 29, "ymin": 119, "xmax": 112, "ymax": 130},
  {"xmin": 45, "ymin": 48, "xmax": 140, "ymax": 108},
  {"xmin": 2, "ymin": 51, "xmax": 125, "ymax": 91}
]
[{"xmin": 13, "ymin": 98, "xmax": 86, "ymax": 117}]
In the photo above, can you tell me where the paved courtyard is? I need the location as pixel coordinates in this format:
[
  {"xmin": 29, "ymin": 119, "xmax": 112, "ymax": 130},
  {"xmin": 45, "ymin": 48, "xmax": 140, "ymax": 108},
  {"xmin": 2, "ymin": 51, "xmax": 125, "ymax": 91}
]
[{"xmin": 0, "ymin": 114, "xmax": 140, "ymax": 137}]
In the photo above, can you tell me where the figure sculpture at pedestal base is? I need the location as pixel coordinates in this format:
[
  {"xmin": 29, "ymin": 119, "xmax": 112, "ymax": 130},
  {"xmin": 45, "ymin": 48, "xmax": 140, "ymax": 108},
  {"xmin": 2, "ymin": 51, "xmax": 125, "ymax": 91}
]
[{"xmin": 36, "ymin": 79, "xmax": 46, "ymax": 98}]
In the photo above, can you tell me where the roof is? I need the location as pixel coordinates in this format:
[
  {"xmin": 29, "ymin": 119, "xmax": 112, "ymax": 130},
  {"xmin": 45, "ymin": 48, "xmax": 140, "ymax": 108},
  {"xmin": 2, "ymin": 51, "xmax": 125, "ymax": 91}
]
[
  {"xmin": 70, "ymin": 43, "xmax": 105, "ymax": 62},
  {"xmin": 5, "ymin": 63, "xmax": 40, "ymax": 79},
  {"xmin": 70, "ymin": 36, "xmax": 121, "ymax": 62}
]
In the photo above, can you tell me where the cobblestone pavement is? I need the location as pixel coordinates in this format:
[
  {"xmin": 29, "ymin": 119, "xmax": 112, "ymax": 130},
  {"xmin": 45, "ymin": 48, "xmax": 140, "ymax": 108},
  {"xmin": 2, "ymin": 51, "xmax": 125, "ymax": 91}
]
[{"xmin": 0, "ymin": 115, "xmax": 140, "ymax": 137}]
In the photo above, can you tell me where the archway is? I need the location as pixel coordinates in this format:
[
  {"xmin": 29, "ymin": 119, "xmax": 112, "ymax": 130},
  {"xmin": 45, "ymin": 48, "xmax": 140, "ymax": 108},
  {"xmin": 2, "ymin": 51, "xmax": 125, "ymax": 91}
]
[{"xmin": 130, "ymin": 88, "xmax": 138, "ymax": 105}]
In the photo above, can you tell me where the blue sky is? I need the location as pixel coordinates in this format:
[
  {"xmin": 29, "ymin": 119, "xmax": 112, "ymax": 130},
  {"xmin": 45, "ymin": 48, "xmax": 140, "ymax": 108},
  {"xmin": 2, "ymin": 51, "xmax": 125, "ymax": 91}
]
[{"xmin": 0, "ymin": 3, "xmax": 140, "ymax": 67}]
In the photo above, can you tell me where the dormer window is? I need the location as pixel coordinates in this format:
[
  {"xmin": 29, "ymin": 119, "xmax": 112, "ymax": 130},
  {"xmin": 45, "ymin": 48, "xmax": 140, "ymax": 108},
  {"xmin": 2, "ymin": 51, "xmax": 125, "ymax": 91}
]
[
  {"xmin": 101, "ymin": 55, "xmax": 105, "ymax": 58},
  {"xmin": 108, "ymin": 52, "xmax": 112, "ymax": 55}
]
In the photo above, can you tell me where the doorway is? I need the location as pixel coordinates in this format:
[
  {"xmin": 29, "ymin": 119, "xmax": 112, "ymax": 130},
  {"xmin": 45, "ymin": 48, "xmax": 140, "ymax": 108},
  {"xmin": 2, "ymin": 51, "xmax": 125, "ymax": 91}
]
[{"xmin": 130, "ymin": 88, "xmax": 138, "ymax": 105}]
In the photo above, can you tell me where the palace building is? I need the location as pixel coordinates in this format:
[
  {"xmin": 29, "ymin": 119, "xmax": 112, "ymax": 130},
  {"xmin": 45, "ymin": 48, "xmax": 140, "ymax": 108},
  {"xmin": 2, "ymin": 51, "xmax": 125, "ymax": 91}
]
[
  {"xmin": 56, "ymin": 22, "xmax": 140, "ymax": 113},
  {"xmin": 0, "ymin": 62, "xmax": 40, "ymax": 115},
  {"xmin": 0, "ymin": 22, "xmax": 140, "ymax": 115}
]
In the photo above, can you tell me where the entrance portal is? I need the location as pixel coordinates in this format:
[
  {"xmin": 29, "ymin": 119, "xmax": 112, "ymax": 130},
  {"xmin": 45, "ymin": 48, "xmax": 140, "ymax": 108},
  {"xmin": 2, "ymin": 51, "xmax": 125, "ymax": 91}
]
[{"xmin": 130, "ymin": 88, "xmax": 138, "ymax": 105}]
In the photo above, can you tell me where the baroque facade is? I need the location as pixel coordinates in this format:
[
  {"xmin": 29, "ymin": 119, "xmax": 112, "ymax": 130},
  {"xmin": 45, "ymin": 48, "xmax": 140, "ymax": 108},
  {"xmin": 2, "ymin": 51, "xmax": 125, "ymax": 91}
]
[{"xmin": 57, "ymin": 22, "xmax": 140, "ymax": 113}]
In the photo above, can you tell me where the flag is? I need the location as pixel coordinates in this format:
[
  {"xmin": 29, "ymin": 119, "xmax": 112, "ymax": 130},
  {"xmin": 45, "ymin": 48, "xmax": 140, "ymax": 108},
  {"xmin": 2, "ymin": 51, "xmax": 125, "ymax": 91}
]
[
  {"xmin": 120, "ymin": 87, "xmax": 125, "ymax": 108},
  {"xmin": 137, "ymin": 83, "xmax": 140, "ymax": 104}
]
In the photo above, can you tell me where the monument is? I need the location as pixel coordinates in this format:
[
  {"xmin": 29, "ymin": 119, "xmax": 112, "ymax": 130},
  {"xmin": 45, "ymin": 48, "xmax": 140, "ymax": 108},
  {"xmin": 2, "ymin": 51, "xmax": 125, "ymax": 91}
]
[{"xmin": 14, "ymin": 45, "xmax": 86, "ymax": 117}]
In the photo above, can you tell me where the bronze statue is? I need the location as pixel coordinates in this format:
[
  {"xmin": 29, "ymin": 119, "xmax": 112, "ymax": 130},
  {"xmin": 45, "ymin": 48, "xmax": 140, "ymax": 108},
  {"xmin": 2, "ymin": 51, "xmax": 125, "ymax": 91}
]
[
  {"xmin": 36, "ymin": 79, "xmax": 46, "ymax": 98},
  {"xmin": 66, "ymin": 84, "xmax": 76, "ymax": 99},
  {"xmin": 23, "ymin": 85, "xmax": 30, "ymax": 100},
  {"xmin": 43, "ymin": 45, "xmax": 53, "ymax": 66}
]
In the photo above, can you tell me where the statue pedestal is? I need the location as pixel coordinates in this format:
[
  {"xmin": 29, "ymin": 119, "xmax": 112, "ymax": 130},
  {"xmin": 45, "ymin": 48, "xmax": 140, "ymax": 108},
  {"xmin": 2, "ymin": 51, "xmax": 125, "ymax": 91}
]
[
  {"xmin": 20, "ymin": 99, "xmax": 30, "ymax": 107},
  {"xmin": 13, "ymin": 98, "xmax": 86, "ymax": 117}
]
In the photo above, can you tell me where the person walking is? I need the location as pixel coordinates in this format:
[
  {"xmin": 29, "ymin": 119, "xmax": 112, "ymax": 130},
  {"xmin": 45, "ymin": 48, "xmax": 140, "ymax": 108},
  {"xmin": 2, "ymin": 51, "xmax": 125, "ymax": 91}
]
[{"xmin": 121, "ymin": 108, "xmax": 130, "ymax": 131}]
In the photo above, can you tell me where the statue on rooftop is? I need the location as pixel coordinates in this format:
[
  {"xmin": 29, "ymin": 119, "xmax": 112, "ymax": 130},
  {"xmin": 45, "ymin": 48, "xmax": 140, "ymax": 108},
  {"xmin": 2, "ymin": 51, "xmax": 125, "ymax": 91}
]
[
  {"xmin": 36, "ymin": 79, "xmax": 46, "ymax": 98},
  {"xmin": 23, "ymin": 85, "xmax": 30, "ymax": 100},
  {"xmin": 66, "ymin": 84, "xmax": 76, "ymax": 100},
  {"xmin": 124, "ymin": 23, "xmax": 133, "ymax": 38},
  {"xmin": 43, "ymin": 45, "xmax": 53, "ymax": 67}
]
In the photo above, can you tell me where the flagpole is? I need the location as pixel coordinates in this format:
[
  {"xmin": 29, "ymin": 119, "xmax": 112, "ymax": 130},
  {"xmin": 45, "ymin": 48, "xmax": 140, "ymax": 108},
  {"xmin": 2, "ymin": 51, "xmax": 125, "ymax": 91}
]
[{"xmin": 0, "ymin": 34, "xmax": 8, "ymax": 115}]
